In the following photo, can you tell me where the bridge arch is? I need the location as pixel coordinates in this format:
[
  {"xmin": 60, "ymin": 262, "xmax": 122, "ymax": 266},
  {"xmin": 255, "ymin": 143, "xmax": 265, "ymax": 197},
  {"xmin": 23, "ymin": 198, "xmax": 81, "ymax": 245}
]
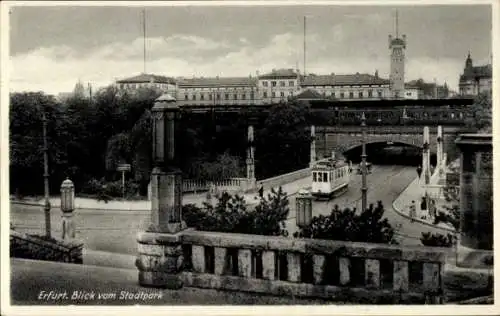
[{"xmin": 341, "ymin": 140, "xmax": 423, "ymax": 155}]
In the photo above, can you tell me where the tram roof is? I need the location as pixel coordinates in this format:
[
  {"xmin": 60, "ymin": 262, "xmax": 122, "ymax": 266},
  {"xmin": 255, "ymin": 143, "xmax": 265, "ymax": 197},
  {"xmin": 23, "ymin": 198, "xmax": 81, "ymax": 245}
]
[{"xmin": 312, "ymin": 159, "xmax": 348, "ymax": 170}]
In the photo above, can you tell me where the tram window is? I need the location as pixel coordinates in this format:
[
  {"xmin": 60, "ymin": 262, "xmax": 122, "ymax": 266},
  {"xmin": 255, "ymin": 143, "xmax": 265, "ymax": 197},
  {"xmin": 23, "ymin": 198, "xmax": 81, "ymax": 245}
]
[
  {"xmin": 323, "ymin": 172, "xmax": 328, "ymax": 182},
  {"xmin": 313, "ymin": 172, "xmax": 317, "ymax": 182}
]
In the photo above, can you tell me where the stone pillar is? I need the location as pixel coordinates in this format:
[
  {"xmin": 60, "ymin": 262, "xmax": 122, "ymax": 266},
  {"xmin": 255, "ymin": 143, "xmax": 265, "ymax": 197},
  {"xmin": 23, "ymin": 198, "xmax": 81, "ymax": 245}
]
[
  {"xmin": 310, "ymin": 125, "xmax": 316, "ymax": 167},
  {"xmin": 422, "ymin": 126, "xmax": 431, "ymax": 185},
  {"xmin": 436, "ymin": 125, "xmax": 443, "ymax": 169},
  {"xmin": 246, "ymin": 125, "xmax": 256, "ymax": 190},
  {"xmin": 137, "ymin": 94, "xmax": 187, "ymax": 289},
  {"xmin": 456, "ymin": 134, "xmax": 493, "ymax": 251}
]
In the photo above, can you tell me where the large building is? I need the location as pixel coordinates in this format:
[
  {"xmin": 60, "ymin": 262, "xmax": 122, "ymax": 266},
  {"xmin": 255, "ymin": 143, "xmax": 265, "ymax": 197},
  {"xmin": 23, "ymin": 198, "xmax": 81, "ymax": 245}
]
[
  {"xmin": 458, "ymin": 53, "xmax": 492, "ymax": 96},
  {"xmin": 176, "ymin": 76, "xmax": 260, "ymax": 106},
  {"xmin": 257, "ymin": 68, "xmax": 301, "ymax": 104},
  {"xmin": 115, "ymin": 73, "xmax": 177, "ymax": 94},
  {"xmin": 300, "ymin": 71, "xmax": 391, "ymax": 100}
]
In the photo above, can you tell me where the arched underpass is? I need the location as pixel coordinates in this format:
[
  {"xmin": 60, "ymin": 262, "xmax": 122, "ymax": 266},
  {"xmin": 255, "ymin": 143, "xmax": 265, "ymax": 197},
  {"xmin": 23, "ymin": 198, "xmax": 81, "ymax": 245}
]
[{"xmin": 343, "ymin": 141, "xmax": 437, "ymax": 167}]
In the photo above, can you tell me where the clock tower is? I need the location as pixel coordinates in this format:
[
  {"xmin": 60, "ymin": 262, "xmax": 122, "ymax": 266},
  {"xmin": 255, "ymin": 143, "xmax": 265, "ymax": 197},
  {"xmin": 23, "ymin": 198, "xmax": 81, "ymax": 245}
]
[{"xmin": 388, "ymin": 11, "xmax": 406, "ymax": 99}]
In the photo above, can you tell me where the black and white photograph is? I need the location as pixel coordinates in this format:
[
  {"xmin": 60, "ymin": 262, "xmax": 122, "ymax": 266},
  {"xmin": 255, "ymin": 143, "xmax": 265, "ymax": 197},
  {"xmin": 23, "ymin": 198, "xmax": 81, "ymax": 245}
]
[{"xmin": 1, "ymin": 0, "xmax": 496, "ymax": 314}]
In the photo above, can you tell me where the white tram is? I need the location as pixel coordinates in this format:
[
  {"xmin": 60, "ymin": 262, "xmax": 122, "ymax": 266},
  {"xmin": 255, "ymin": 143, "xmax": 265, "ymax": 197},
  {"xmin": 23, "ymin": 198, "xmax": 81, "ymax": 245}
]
[{"xmin": 311, "ymin": 158, "xmax": 351, "ymax": 199}]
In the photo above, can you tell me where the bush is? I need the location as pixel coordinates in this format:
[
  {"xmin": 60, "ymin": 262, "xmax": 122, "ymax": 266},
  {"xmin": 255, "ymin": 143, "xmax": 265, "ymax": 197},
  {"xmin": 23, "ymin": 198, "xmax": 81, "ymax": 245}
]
[
  {"xmin": 81, "ymin": 177, "xmax": 142, "ymax": 200},
  {"xmin": 181, "ymin": 188, "xmax": 289, "ymax": 236},
  {"xmin": 420, "ymin": 232, "xmax": 455, "ymax": 247},
  {"xmin": 294, "ymin": 201, "xmax": 397, "ymax": 245}
]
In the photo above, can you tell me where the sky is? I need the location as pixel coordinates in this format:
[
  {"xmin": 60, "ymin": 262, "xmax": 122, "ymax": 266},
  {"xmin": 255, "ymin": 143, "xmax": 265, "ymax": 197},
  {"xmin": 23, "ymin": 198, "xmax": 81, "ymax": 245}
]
[{"xmin": 8, "ymin": 3, "xmax": 493, "ymax": 95}]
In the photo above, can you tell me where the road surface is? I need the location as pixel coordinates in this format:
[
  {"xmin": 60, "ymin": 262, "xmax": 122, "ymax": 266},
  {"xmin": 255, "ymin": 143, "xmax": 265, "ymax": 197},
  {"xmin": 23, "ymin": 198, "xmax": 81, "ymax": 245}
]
[{"xmin": 10, "ymin": 165, "xmax": 451, "ymax": 255}]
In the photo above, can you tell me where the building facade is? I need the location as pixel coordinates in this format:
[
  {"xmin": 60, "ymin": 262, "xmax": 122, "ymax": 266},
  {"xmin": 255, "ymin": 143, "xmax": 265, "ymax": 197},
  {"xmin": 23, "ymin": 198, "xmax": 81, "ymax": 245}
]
[
  {"xmin": 115, "ymin": 73, "xmax": 177, "ymax": 94},
  {"xmin": 176, "ymin": 76, "xmax": 260, "ymax": 106},
  {"xmin": 300, "ymin": 72, "xmax": 391, "ymax": 100},
  {"xmin": 458, "ymin": 53, "xmax": 492, "ymax": 96},
  {"xmin": 258, "ymin": 69, "xmax": 301, "ymax": 104}
]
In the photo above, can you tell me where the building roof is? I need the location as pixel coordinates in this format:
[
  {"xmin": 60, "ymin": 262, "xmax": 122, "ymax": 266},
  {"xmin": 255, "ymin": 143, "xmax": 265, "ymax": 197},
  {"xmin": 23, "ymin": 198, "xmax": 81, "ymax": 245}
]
[
  {"xmin": 460, "ymin": 65, "xmax": 492, "ymax": 82},
  {"xmin": 178, "ymin": 77, "xmax": 258, "ymax": 88},
  {"xmin": 116, "ymin": 73, "xmax": 177, "ymax": 84},
  {"xmin": 301, "ymin": 73, "xmax": 390, "ymax": 86},
  {"xmin": 296, "ymin": 89, "xmax": 325, "ymax": 100},
  {"xmin": 259, "ymin": 68, "xmax": 299, "ymax": 79}
]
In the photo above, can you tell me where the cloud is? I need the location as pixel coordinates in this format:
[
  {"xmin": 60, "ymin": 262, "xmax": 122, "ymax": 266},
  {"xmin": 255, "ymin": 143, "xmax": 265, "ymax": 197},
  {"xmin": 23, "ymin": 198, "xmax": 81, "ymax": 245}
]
[{"xmin": 10, "ymin": 31, "xmax": 464, "ymax": 95}]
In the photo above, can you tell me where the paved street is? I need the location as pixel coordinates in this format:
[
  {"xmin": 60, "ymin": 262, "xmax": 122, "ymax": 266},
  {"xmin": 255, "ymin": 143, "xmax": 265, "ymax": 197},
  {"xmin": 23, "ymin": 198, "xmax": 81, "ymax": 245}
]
[{"xmin": 10, "ymin": 165, "xmax": 452, "ymax": 255}]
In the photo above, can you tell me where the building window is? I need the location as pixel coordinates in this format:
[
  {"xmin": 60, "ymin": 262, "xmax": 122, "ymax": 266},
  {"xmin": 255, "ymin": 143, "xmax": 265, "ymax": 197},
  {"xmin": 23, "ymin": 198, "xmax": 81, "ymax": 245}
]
[
  {"xmin": 209, "ymin": 94, "xmax": 213, "ymax": 100},
  {"xmin": 217, "ymin": 94, "xmax": 221, "ymax": 100},
  {"xmin": 280, "ymin": 81, "xmax": 286, "ymax": 87},
  {"xmin": 192, "ymin": 94, "xmax": 196, "ymax": 100},
  {"xmin": 234, "ymin": 94, "xmax": 238, "ymax": 100},
  {"xmin": 201, "ymin": 94, "xmax": 205, "ymax": 100},
  {"xmin": 349, "ymin": 92, "xmax": 354, "ymax": 99},
  {"xmin": 332, "ymin": 92, "xmax": 335, "ymax": 98},
  {"xmin": 242, "ymin": 94, "xmax": 246, "ymax": 100},
  {"xmin": 185, "ymin": 95, "xmax": 188, "ymax": 100},
  {"xmin": 225, "ymin": 94, "xmax": 229, "ymax": 100},
  {"xmin": 368, "ymin": 90, "xmax": 373, "ymax": 97},
  {"xmin": 280, "ymin": 92, "xmax": 285, "ymax": 97},
  {"xmin": 263, "ymin": 92, "xmax": 268, "ymax": 98},
  {"xmin": 289, "ymin": 81, "xmax": 295, "ymax": 86},
  {"xmin": 340, "ymin": 92, "xmax": 345, "ymax": 98},
  {"xmin": 271, "ymin": 81, "xmax": 277, "ymax": 87},
  {"xmin": 263, "ymin": 81, "xmax": 268, "ymax": 87},
  {"xmin": 272, "ymin": 92, "xmax": 276, "ymax": 98},
  {"xmin": 251, "ymin": 92, "xmax": 255, "ymax": 99},
  {"xmin": 378, "ymin": 91, "xmax": 383, "ymax": 97},
  {"xmin": 358, "ymin": 91, "xmax": 363, "ymax": 98}
]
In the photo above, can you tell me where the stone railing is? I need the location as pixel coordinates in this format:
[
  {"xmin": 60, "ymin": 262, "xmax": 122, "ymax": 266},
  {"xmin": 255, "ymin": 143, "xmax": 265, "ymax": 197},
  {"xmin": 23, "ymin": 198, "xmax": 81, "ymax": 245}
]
[
  {"xmin": 182, "ymin": 178, "xmax": 248, "ymax": 194},
  {"xmin": 137, "ymin": 230, "xmax": 448, "ymax": 304},
  {"xmin": 10, "ymin": 230, "xmax": 83, "ymax": 264},
  {"xmin": 258, "ymin": 168, "xmax": 311, "ymax": 192}
]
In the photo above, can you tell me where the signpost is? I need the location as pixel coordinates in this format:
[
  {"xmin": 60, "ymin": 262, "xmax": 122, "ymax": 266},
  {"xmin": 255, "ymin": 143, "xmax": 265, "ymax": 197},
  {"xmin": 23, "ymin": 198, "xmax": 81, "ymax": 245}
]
[{"xmin": 117, "ymin": 164, "xmax": 131, "ymax": 199}]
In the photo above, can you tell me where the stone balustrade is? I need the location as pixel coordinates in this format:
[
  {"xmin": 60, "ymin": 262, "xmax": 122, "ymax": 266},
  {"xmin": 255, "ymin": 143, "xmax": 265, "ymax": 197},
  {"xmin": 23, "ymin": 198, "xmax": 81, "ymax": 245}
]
[{"xmin": 137, "ymin": 229, "xmax": 448, "ymax": 304}]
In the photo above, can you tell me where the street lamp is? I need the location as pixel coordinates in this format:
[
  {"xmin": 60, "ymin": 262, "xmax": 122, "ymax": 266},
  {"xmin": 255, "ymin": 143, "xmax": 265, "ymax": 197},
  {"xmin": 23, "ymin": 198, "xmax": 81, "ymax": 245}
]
[
  {"xmin": 42, "ymin": 111, "xmax": 51, "ymax": 238},
  {"xmin": 296, "ymin": 189, "xmax": 313, "ymax": 227},
  {"xmin": 361, "ymin": 112, "xmax": 368, "ymax": 212},
  {"xmin": 60, "ymin": 178, "xmax": 75, "ymax": 240}
]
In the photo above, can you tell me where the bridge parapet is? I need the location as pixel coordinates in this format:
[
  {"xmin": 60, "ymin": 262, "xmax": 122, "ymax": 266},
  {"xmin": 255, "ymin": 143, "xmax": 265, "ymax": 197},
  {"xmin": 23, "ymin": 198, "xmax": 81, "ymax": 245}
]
[{"xmin": 137, "ymin": 230, "xmax": 448, "ymax": 304}]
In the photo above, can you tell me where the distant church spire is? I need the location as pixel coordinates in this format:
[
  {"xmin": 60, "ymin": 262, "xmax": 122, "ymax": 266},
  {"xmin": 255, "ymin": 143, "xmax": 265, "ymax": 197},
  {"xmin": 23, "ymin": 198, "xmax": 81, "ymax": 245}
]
[{"xmin": 395, "ymin": 10, "xmax": 399, "ymax": 38}]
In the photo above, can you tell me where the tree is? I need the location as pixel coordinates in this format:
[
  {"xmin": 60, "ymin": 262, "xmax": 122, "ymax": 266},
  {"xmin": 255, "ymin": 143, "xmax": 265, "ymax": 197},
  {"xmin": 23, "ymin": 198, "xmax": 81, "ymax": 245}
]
[
  {"xmin": 465, "ymin": 91, "xmax": 492, "ymax": 132},
  {"xmin": 255, "ymin": 100, "xmax": 311, "ymax": 179},
  {"xmin": 182, "ymin": 187, "xmax": 289, "ymax": 236},
  {"xmin": 294, "ymin": 201, "xmax": 397, "ymax": 244}
]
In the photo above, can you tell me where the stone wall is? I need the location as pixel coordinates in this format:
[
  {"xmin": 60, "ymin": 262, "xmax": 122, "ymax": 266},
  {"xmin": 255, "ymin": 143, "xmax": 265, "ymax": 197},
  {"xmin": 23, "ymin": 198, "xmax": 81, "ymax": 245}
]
[
  {"xmin": 137, "ymin": 229, "xmax": 449, "ymax": 304},
  {"xmin": 10, "ymin": 230, "xmax": 83, "ymax": 264}
]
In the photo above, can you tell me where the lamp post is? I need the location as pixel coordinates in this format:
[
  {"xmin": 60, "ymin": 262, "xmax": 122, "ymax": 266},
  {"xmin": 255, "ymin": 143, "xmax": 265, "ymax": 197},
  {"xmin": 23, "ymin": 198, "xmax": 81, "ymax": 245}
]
[
  {"xmin": 60, "ymin": 178, "xmax": 75, "ymax": 240},
  {"xmin": 361, "ymin": 112, "xmax": 368, "ymax": 212},
  {"xmin": 296, "ymin": 189, "xmax": 313, "ymax": 228},
  {"xmin": 42, "ymin": 111, "xmax": 51, "ymax": 238}
]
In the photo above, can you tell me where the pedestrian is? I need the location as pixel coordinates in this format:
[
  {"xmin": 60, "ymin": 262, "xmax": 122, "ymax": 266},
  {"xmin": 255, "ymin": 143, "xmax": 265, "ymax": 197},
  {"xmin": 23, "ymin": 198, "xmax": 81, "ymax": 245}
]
[
  {"xmin": 416, "ymin": 165, "xmax": 422, "ymax": 178},
  {"xmin": 409, "ymin": 200, "xmax": 416, "ymax": 223},
  {"xmin": 420, "ymin": 196, "xmax": 427, "ymax": 211},
  {"xmin": 258, "ymin": 185, "xmax": 264, "ymax": 199},
  {"xmin": 429, "ymin": 198, "xmax": 436, "ymax": 218}
]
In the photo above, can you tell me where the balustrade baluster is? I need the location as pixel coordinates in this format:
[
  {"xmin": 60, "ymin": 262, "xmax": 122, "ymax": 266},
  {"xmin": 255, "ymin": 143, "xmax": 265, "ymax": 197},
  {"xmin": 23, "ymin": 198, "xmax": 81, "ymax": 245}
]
[
  {"xmin": 339, "ymin": 257, "xmax": 351, "ymax": 285},
  {"xmin": 214, "ymin": 247, "xmax": 226, "ymax": 275},
  {"xmin": 313, "ymin": 254, "xmax": 326, "ymax": 285},
  {"xmin": 393, "ymin": 260, "xmax": 409, "ymax": 292},
  {"xmin": 286, "ymin": 252, "xmax": 301, "ymax": 283},
  {"xmin": 238, "ymin": 249, "xmax": 252, "ymax": 278},
  {"xmin": 262, "ymin": 250, "xmax": 275, "ymax": 280},
  {"xmin": 192, "ymin": 245, "xmax": 206, "ymax": 273},
  {"xmin": 365, "ymin": 259, "xmax": 381, "ymax": 288}
]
